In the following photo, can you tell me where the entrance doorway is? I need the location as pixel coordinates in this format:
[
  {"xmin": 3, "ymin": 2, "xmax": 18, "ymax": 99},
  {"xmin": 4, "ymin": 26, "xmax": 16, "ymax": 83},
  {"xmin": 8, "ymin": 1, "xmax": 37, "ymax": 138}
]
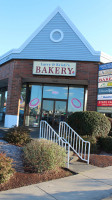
[{"xmin": 42, "ymin": 99, "xmax": 67, "ymax": 127}]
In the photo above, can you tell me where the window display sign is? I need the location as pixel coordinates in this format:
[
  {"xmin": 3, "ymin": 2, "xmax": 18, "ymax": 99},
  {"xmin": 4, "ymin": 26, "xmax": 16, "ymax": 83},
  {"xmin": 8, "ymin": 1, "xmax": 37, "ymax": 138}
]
[
  {"xmin": 29, "ymin": 98, "xmax": 39, "ymax": 108},
  {"xmin": 97, "ymin": 100, "xmax": 112, "ymax": 107},
  {"xmin": 33, "ymin": 61, "xmax": 76, "ymax": 76}
]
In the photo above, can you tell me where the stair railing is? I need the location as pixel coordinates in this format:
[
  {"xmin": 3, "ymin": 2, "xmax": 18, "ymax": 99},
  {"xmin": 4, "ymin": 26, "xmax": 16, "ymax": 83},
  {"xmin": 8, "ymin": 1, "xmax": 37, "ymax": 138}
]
[
  {"xmin": 59, "ymin": 121, "xmax": 90, "ymax": 164},
  {"xmin": 40, "ymin": 120, "xmax": 70, "ymax": 168}
]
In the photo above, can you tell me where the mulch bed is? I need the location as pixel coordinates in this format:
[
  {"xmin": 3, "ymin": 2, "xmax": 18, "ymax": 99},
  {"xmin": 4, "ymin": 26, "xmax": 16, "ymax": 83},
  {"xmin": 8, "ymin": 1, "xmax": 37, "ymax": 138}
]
[
  {"xmin": 90, "ymin": 154, "xmax": 112, "ymax": 167},
  {"xmin": 0, "ymin": 168, "xmax": 75, "ymax": 192},
  {"xmin": 1, "ymin": 154, "xmax": 112, "ymax": 192}
]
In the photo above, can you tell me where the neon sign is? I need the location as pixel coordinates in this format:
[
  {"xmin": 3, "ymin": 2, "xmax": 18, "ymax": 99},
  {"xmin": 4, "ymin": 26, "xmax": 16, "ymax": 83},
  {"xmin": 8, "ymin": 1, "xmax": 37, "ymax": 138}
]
[
  {"xmin": 29, "ymin": 98, "xmax": 39, "ymax": 108},
  {"xmin": 71, "ymin": 98, "xmax": 81, "ymax": 108}
]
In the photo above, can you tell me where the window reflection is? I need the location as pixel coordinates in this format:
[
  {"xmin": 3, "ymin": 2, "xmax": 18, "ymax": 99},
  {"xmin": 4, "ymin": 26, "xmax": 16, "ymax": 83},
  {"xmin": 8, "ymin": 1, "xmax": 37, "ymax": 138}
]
[
  {"xmin": 68, "ymin": 87, "xmax": 84, "ymax": 115},
  {"xmin": 26, "ymin": 85, "xmax": 42, "ymax": 127},
  {"xmin": 19, "ymin": 85, "xmax": 26, "ymax": 126},
  {"xmin": 20, "ymin": 84, "xmax": 85, "ymax": 127},
  {"xmin": 0, "ymin": 89, "xmax": 7, "ymax": 125},
  {"xmin": 43, "ymin": 86, "xmax": 68, "ymax": 99}
]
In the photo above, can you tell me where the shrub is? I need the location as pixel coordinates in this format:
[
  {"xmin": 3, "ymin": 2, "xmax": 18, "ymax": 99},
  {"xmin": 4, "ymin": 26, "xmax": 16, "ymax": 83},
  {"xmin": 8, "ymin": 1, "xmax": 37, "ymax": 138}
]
[
  {"xmin": 108, "ymin": 118, "xmax": 112, "ymax": 136},
  {"xmin": 98, "ymin": 136, "xmax": 112, "ymax": 154},
  {"xmin": 4, "ymin": 126, "xmax": 31, "ymax": 146},
  {"xmin": 68, "ymin": 111, "xmax": 111, "ymax": 137},
  {"xmin": 23, "ymin": 139, "xmax": 66, "ymax": 173},
  {"xmin": 0, "ymin": 153, "xmax": 15, "ymax": 184},
  {"xmin": 82, "ymin": 135, "xmax": 100, "ymax": 154}
]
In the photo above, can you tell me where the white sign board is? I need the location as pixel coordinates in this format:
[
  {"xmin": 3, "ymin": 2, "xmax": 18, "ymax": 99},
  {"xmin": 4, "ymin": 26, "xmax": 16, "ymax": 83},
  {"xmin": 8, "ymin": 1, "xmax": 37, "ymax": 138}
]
[
  {"xmin": 98, "ymin": 75, "xmax": 112, "ymax": 83},
  {"xmin": 98, "ymin": 82, "xmax": 112, "ymax": 88},
  {"xmin": 99, "ymin": 69, "xmax": 112, "ymax": 76},
  {"xmin": 33, "ymin": 61, "xmax": 76, "ymax": 76},
  {"xmin": 97, "ymin": 94, "xmax": 112, "ymax": 100}
]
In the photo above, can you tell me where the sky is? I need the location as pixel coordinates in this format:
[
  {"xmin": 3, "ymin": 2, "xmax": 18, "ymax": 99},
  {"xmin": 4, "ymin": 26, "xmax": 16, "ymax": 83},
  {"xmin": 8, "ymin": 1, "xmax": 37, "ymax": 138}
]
[{"xmin": 0, "ymin": 0, "xmax": 112, "ymax": 57}]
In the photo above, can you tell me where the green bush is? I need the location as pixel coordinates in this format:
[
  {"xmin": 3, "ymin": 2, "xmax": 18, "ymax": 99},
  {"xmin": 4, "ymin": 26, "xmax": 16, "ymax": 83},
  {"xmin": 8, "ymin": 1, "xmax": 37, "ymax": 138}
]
[
  {"xmin": 23, "ymin": 139, "xmax": 66, "ymax": 173},
  {"xmin": 98, "ymin": 136, "xmax": 112, "ymax": 153},
  {"xmin": 4, "ymin": 126, "xmax": 31, "ymax": 146},
  {"xmin": 68, "ymin": 111, "xmax": 111, "ymax": 137},
  {"xmin": 82, "ymin": 135, "xmax": 100, "ymax": 154},
  {"xmin": 0, "ymin": 153, "xmax": 15, "ymax": 184}
]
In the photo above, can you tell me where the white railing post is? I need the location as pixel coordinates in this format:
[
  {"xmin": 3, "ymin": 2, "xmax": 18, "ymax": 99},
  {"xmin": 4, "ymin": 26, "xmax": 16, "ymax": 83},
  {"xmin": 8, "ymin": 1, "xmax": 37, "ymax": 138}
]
[
  {"xmin": 59, "ymin": 122, "xmax": 61, "ymax": 137},
  {"xmin": 40, "ymin": 121, "xmax": 42, "ymax": 138},
  {"xmin": 67, "ymin": 144, "xmax": 70, "ymax": 168},
  {"xmin": 87, "ymin": 142, "xmax": 90, "ymax": 164}
]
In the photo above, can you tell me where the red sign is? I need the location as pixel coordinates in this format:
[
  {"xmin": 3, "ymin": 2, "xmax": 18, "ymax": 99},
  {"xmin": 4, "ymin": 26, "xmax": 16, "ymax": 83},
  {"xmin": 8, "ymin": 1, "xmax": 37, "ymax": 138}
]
[{"xmin": 97, "ymin": 100, "xmax": 112, "ymax": 107}]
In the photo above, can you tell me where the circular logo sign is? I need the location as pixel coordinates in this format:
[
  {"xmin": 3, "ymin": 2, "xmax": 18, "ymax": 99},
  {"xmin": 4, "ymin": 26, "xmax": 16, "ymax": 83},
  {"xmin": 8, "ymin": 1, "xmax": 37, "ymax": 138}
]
[
  {"xmin": 29, "ymin": 98, "xmax": 39, "ymax": 108},
  {"xmin": 71, "ymin": 98, "xmax": 81, "ymax": 108}
]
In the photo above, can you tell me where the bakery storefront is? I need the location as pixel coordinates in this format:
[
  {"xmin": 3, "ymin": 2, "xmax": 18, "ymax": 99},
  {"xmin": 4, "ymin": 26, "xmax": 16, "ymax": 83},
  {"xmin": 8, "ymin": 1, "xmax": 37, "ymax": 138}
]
[
  {"xmin": 19, "ymin": 61, "xmax": 85, "ymax": 127},
  {"xmin": 0, "ymin": 8, "xmax": 112, "ymax": 128}
]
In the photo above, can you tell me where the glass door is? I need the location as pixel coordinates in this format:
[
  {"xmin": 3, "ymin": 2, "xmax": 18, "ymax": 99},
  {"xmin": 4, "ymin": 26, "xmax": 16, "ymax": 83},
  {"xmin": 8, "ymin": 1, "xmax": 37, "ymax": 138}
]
[
  {"xmin": 42, "ymin": 99, "xmax": 67, "ymax": 127},
  {"xmin": 42, "ymin": 100, "xmax": 54, "ymax": 126},
  {"xmin": 54, "ymin": 101, "xmax": 67, "ymax": 126}
]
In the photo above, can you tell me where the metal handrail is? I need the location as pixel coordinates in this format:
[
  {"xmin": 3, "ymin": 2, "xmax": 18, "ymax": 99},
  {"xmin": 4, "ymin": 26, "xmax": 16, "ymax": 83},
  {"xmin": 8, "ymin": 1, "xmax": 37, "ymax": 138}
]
[
  {"xmin": 40, "ymin": 120, "xmax": 90, "ymax": 166},
  {"xmin": 40, "ymin": 120, "xmax": 70, "ymax": 168},
  {"xmin": 59, "ymin": 121, "xmax": 90, "ymax": 164}
]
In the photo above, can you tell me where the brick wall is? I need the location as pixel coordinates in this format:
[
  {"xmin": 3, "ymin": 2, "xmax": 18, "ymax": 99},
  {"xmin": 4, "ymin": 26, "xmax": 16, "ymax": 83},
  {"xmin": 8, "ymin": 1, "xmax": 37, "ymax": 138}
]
[{"xmin": 0, "ymin": 59, "xmax": 99, "ymax": 115}]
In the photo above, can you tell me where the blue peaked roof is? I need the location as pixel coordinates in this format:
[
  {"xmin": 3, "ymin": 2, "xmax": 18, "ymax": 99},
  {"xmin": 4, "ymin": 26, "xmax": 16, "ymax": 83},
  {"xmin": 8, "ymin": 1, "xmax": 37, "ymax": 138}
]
[{"xmin": 0, "ymin": 7, "xmax": 112, "ymax": 65}]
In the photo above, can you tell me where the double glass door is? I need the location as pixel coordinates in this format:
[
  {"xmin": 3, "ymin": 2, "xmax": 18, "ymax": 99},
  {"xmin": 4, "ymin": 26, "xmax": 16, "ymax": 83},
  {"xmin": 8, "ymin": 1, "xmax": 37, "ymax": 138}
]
[{"xmin": 42, "ymin": 99, "xmax": 67, "ymax": 127}]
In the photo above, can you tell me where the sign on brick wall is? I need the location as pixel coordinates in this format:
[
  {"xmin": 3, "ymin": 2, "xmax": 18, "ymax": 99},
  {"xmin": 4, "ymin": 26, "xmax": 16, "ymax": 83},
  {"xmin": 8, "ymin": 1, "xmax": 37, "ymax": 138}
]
[
  {"xmin": 97, "ymin": 100, "xmax": 112, "ymax": 107},
  {"xmin": 33, "ymin": 61, "xmax": 76, "ymax": 76},
  {"xmin": 97, "ymin": 63, "xmax": 112, "ymax": 113}
]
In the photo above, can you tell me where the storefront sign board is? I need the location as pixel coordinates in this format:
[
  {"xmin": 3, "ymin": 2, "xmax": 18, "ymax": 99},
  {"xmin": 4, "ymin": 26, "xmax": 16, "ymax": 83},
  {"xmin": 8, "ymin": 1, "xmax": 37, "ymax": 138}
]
[
  {"xmin": 98, "ymin": 75, "xmax": 112, "ymax": 83},
  {"xmin": 99, "ymin": 69, "xmax": 112, "ymax": 76},
  {"xmin": 97, "ymin": 100, "xmax": 112, "ymax": 107},
  {"xmin": 97, "ymin": 94, "xmax": 112, "ymax": 100},
  {"xmin": 98, "ymin": 88, "xmax": 112, "ymax": 94},
  {"xmin": 99, "ymin": 63, "xmax": 112, "ymax": 71},
  {"xmin": 97, "ymin": 107, "xmax": 112, "ymax": 113},
  {"xmin": 33, "ymin": 61, "xmax": 76, "ymax": 76},
  {"xmin": 98, "ymin": 82, "xmax": 112, "ymax": 88},
  {"xmin": 97, "ymin": 63, "xmax": 112, "ymax": 112}
]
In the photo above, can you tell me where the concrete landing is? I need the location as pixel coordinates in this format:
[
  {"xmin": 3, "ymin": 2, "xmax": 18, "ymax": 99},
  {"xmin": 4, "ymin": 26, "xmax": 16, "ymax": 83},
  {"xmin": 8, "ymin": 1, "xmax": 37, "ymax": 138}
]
[{"xmin": 69, "ymin": 160, "xmax": 97, "ymax": 173}]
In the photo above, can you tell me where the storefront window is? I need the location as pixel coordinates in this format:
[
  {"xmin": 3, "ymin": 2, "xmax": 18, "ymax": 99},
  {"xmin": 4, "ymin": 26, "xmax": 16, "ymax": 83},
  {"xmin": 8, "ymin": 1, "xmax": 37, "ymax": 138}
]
[
  {"xmin": 43, "ymin": 86, "xmax": 68, "ymax": 99},
  {"xmin": 27, "ymin": 85, "xmax": 42, "ymax": 127},
  {"xmin": 68, "ymin": 87, "xmax": 84, "ymax": 115},
  {"xmin": 0, "ymin": 89, "xmax": 7, "ymax": 125},
  {"xmin": 19, "ymin": 85, "xmax": 26, "ymax": 126},
  {"xmin": 22, "ymin": 84, "xmax": 85, "ymax": 127}
]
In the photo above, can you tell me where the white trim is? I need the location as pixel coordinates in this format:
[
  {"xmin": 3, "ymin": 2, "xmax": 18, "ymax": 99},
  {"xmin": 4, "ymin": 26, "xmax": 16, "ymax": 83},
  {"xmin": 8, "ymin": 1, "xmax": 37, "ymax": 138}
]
[
  {"xmin": 4, "ymin": 114, "xmax": 19, "ymax": 128},
  {"xmin": 0, "ymin": 49, "xmax": 15, "ymax": 60},
  {"xmin": 100, "ymin": 51, "xmax": 112, "ymax": 63},
  {"xmin": 50, "ymin": 29, "xmax": 64, "ymax": 42}
]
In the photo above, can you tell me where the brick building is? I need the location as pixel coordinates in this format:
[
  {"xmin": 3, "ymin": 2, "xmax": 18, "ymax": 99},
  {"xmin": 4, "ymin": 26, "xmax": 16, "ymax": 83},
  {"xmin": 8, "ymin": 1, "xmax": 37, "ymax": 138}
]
[{"xmin": 0, "ymin": 8, "xmax": 112, "ymax": 128}]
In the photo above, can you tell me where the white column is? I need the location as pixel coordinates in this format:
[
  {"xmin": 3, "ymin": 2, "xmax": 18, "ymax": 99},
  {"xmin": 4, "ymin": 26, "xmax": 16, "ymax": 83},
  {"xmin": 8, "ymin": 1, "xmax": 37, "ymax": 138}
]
[{"xmin": 4, "ymin": 114, "xmax": 19, "ymax": 128}]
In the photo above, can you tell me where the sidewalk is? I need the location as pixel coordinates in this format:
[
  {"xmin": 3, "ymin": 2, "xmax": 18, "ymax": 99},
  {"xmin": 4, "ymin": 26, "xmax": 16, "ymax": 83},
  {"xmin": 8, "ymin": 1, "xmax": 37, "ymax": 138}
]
[{"xmin": 0, "ymin": 166, "xmax": 112, "ymax": 200}]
